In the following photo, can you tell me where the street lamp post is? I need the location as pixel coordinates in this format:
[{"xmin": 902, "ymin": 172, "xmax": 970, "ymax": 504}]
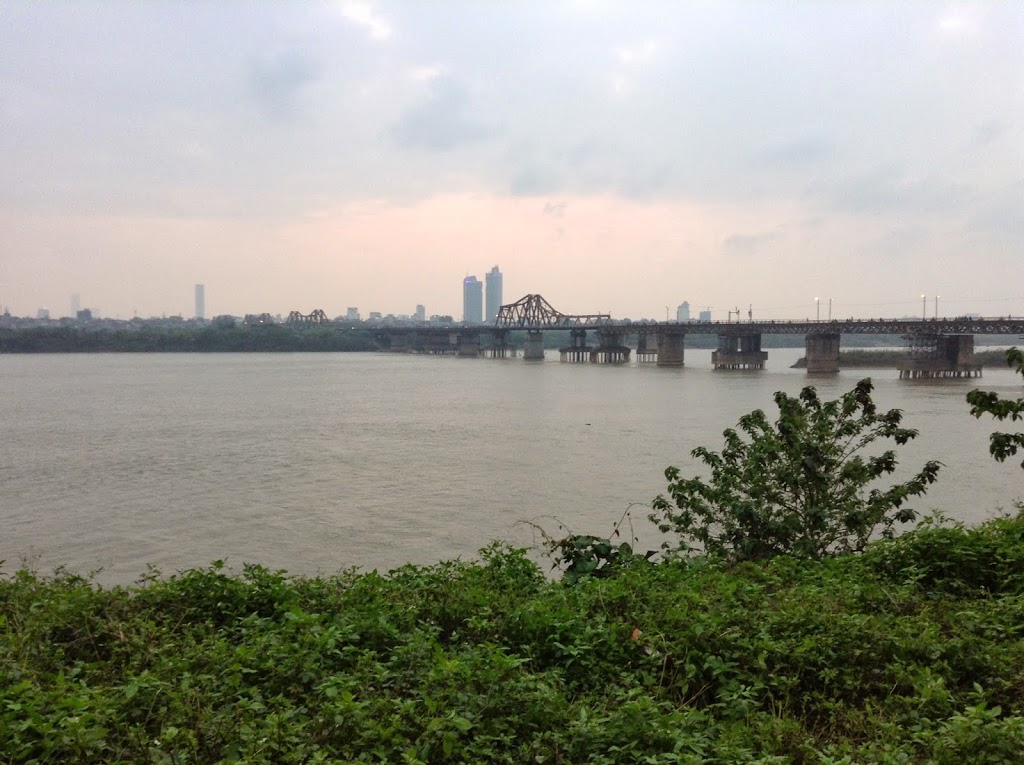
[
  {"xmin": 935, "ymin": 295, "xmax": 939, "ymax": 319},
  {"xmin": 828, "ymin": 298, "xmax": 833, "ymax": 321},
  {"xmin": 815, "ymin": 297, "xmax": 820, "ymax": 322},
  {"xmin": 921, "ymin": 294, "xmax": 926, "ymax": 321}
]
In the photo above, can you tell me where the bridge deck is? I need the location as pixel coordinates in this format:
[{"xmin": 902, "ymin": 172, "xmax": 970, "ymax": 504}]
[{"xmin": 489, "ymin": 318, "xmax": 1024, "ymax": 335}]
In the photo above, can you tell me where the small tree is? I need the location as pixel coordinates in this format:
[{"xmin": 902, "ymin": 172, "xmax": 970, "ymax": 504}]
[
  {"xmin": 966, "ymin": 347, "xmax": 1024, "ymax": 469},
  {"xmin": 650, "ymin": 378, "xmax": 941, "ymax": 561}
]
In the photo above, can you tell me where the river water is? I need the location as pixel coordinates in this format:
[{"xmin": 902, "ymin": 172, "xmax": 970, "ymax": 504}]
[{"xmin": 2, "ymin": 350, "xmax": 1022, "ymax": 584}]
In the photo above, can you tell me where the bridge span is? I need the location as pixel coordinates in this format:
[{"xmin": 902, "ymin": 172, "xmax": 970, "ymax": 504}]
[{"xmin": 288, "ymin": 294, "xmax": 1023, "ymax": 378}]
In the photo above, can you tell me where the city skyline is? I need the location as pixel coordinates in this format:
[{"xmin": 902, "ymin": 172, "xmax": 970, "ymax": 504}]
[{"xmin": 1, "ymin": 3, "xmax": 1021, "ymax": 320}]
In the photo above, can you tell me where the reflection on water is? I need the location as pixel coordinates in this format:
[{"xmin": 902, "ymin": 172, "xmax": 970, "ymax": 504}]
[{"xmin": 2, "ymin": 350, "xmax": 1022, "ymax": 583}]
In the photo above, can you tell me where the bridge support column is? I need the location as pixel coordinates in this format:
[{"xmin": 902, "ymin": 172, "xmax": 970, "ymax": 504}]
[
  {"xmin": 559, "ymin": 328, "xmax": 592, "ymax": 362},
  {"xmin": 636, "ymin": 332, "xmax": 658, "ymax": 362},
  {"xmin": 591, "ymin": 328, "xmax": 631, "ymax": 364},
  {"xmin": 484, "ymin": 329, "xmax": 516, "ymax": 358},
  {"xmin": 524, "ymin": 330, "xmax": 545, "ymax": 361},
  {"xmin": 805, "ymin": 333, "xmax": 840, "ymax": 374},
  {"xmin": 457, "ymin": 331, "xmax": 480, "ymax": 357},
  {"xmin": 712, "ymin": 333, "xmax": 767, "ymax": 369},
  {"xmin": 899, "ymin": 334, "xmax": 981, "ymax": 379},
  {"xmin": 656, "ymin": 332, "xmax": 685, "ymax": 367}
]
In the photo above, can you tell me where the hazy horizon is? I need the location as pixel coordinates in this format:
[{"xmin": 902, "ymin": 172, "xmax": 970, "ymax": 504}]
[{"xmin": 2, "ymin": 2, "xmax": 1022, "ymax": 321}]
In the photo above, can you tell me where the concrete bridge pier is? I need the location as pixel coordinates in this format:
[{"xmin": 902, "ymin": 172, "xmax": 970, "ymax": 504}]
[
  {"xmin": 484, "ymin": 329, "xmax": 516, "ymax": 358},
  {"xmin": 591, "ymin": 328, "xmax": 631, "ymax": 363},
  {"xmin": 559, "ymin": 328, "xmax": 592, "ymax": 362},
  {"xmin": 457, "ymin": 331, "xmax": 480, "ymax": 357},
  {"xmin": 636, "ymin": 331, "xmax": 658, "ymax": 363},
  {"xmin": 805, "ymin": 333, "xmax": 840, "ymax": 374},
  {"xmin": 713, "ymin": 333, "xmax": 767, "ymax": 370},
  {"xmin": 900, "ymin": 334, "xmax": 982, "ymax": 379},
  {"xmin": 418, "ymin": 331, "xmax": 456, "ymax": 355},
  {"xmin": 656, "ymin": 331, "xmax": 686, "ymax": 367},
  {"xmin": 524, "ymin": 330, "xmax": 545, "ymax": 361},
  {"xmin": 390, "ymin": 333, "xmax": 411, "ymax": 353}
]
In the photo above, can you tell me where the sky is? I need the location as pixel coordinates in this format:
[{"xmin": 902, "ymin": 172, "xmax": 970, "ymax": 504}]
[{"xmin": 1, "ymin": 1, "xmax": 1022, "ymax": 321}]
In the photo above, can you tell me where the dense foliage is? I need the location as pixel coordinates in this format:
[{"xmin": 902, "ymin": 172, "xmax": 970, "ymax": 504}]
[
  {"xmin": 651, "ymin": 379, "xmax": 941, "ymax": 561},
  {"xmin": 968, "ymin": 347, "xmax": 1024, "ymax": 468},
  {"xmin": 0, "ymin": 325, "xmax": 380, "ymax": 353},
  {"xmin": 3, "ymin": 514, "xmax": 1024, "ymax": 764}
]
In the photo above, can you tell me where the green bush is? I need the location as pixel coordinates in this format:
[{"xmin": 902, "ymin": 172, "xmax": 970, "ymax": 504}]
[
  {"xmin": 3, "ymin": 526, "xmax": 1024, "ymax": 763},
  {"xmin": 651, "ymin": 379, "xmax": 941, "ymax": 561}
]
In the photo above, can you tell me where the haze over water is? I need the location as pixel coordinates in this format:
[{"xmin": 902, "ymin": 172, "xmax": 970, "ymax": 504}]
[{"xmin": 3, "ymin": 350, "xmax": 1022, "ymax": 584}]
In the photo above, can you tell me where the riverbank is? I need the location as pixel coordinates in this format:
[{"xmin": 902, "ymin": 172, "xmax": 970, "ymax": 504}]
[
  {"xmin": 0, "ymin": 325, "xmax": 381, "ymax": 352},
  {"xmin": 790, "ymin": 347, "xmax": 1015, "ymax": 368},
  {"xmin": 3, "ymin": 512, "xmax": 1023, "ymax": 763}
]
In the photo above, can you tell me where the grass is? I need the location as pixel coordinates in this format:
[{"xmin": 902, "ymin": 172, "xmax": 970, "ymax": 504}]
[{"xmin": 2, "ymin": 512, "xmax": 1024, "ymax": 764}]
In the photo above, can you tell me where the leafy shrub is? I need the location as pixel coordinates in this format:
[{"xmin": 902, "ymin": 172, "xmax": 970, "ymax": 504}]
[
  {"xmin": 967, "ymin": 347, "xmax": 1024, "ymax": 468},
  {"xmin": 651, "ymin": 378, "xmax": 941, "ymax": 561},
  {"xmin": 863, "ymin": 508, "xmax": 1024, "ymax": 595}
]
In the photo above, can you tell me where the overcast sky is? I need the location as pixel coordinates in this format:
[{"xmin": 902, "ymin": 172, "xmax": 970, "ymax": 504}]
[{"xmin": 1, "ymin": 1, "xmax": 1021, "ymax": 320}]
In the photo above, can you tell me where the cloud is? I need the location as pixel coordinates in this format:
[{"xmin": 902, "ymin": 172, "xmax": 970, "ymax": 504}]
[
  {"xmin": 723, "ymin": 229, "xmax": 786, "ymax": 257},
  {"xmin": 390, "ymin": 79, "xmax": 492, "ymax": 151},
  {"xmin": 759, "ymin": 134, "xmax": 835, "ymax": 166},
  {"xmin": 410, "ymin": 64, "xmax": 445, "ymax": 82},
  {"xmin": 816, "ymin": 169, "xmax": 978, "ymax": 216},
  {"xmin": 248, "ymin": 49, "xmax": 320, "ymax": 120},
  {"xmin": 615, "ymin": 39, "xmax": 660, "ymax": 65},
  {"xmin": 971, "ymin": 121, "xmax": 1003, "ymax": 147},
  {"xmin": 965, "ymin": 180, "xmax": 1024, "ymax": 244},
  {"xmin": 339, "ymin": 2, "xmax": 392, "ymax": 41}
]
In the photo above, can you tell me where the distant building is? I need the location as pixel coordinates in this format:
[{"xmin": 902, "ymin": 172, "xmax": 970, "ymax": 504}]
[
  {"xmin": 76, "ymin": 308, "xmax": 93, "ymax": 321},
  {"xmin": 676, "ymin": 301, "xmax": 690, "ymax": 322},
  {"xmin": 463, "ymin": 276, "xmax": 483, "ymax": 323},
  {"xmin": 70, "ymin": 293, "xmax": 81, "ymax": 318},
  {"xmin": 698, "ymin": 309, "xmax": 712, "ymax": 323},
  {"xmin": 368, "ymin": 312, "xmax": 382, "ymax": 321},
  {"xmin": 36, "ymin": 308, "xmax": 50, "ymax": 320},
  {"xmin": 485, "ymin": 265, "xmax": 503, "ymax": 323},
  {"xmin": 195, "ymin": 284, "xmax": 205, "ymax": 320},
  {"xmin": 346, "ymin": 307, "xmax": 360, "ymax": 322},
  {"xmin": 414, "ymin": 304, "xmax": 426, "ymax": 322}
]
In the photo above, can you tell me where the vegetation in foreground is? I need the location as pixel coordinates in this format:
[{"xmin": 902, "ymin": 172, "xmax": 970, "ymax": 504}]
[
  {"xmin": 968, "ymin": 347, "xmax": 1024, "ymax": 468},
  {"xmin": 2, "ymin": 515, "xmax": 1024, "ymax": 764}
]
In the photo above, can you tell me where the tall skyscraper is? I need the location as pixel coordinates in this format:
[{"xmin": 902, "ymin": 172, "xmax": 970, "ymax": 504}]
[
  {"xmin": 462, "ymin": 276, "xmax": 483, "ymax": 324},
  {"xmin": 485, "ymin": 265, "xmax": 503, "ymax": 323},
  {"xmin": 676, "ymin": 301, "xmax": 690, "ymax": 322},
  {"xmin": 70, "ymin": 293, "xmax": 80, "ymax": 318},
  {"xmin": 195, "ymin": 284, "xmax": 205, "ymax": 319},
  {"xmin": 414, "ymin": 304, "xmax": 426, "ymax": 322}
]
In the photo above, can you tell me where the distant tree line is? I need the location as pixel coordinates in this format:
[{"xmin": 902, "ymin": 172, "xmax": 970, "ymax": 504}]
[{"xmin": 0, "ymin": 325, "xmax": 382, "ymax": 353}]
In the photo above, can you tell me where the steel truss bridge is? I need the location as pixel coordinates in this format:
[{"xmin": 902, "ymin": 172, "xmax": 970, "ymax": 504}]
[
  {"xmin": 491, "ymin": 294, "xmax": 1024, "ymax": 336},
  {"xmin": 273, "ymin": 295, "xmax": 1021, "ymax": 375},
  {"xmin": 277, "ymin": 295, "xmax": 1023, "ymax": 336},
  {"xmin": 494, "ymin": 294, "xmax": 613, "ymax": 328}
]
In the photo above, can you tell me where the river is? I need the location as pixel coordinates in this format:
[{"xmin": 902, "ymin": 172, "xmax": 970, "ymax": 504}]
[{"xmin": 2, "ymin": 349, "xmax": 1022, "ymax": 584}]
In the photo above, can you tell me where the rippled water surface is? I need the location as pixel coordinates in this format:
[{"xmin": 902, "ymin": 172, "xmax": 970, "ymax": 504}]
[{"xmin": 3, "ymin": 350, "xmax": 1022, "ymax": 583}]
